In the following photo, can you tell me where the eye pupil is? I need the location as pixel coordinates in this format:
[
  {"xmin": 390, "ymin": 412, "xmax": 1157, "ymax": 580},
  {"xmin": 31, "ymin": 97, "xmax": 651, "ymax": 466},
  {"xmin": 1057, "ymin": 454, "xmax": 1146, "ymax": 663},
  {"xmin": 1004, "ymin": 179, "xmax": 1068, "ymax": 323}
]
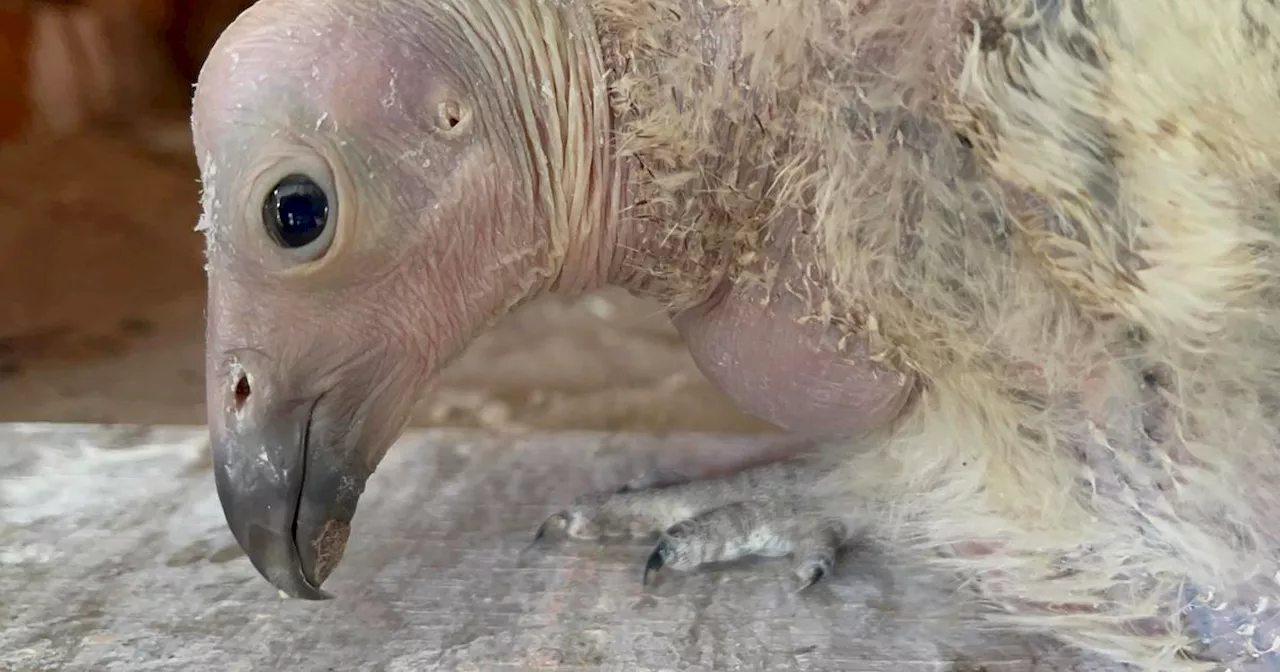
[{"xmin": 264, "ymin": 174, "xmax": 329, "ymax": 249}]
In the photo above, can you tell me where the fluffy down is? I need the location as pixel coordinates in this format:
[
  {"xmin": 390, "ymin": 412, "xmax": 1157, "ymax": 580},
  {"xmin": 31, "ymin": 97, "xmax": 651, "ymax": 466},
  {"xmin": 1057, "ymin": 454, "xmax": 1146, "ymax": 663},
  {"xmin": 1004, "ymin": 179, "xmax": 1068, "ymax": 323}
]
[{"xmin": 543, "ymin": 0, "xmax": 1280, "ymax": 669}]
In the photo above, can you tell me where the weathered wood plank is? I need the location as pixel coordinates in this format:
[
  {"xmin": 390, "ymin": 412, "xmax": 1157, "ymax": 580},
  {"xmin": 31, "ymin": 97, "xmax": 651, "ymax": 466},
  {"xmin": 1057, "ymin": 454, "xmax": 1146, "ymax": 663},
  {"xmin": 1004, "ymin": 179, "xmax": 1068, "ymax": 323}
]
[{"xmin": 0, "ymin": 424, "xmax": 1118, "ymax": 671}]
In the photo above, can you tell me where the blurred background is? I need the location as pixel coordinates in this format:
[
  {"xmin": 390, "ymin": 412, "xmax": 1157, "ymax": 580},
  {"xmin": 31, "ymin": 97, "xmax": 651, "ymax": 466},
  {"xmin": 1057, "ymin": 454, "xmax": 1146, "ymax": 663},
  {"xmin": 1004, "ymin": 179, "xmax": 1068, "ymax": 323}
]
[{"xmin": 0, "ymin": 0, "xmax": 774, "ymax": 434}]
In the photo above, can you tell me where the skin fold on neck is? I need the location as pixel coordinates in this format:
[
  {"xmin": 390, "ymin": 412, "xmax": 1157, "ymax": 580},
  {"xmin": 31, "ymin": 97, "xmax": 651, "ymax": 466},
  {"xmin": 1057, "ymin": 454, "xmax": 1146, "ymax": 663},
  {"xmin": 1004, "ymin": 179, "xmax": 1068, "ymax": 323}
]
[
  {"xmin": 438, "ymin": 0, "xmax": 625, "ymax": 298},
  {"xmin": 478, "ymin": 0, "xmax": 754, "ymax": 307}
]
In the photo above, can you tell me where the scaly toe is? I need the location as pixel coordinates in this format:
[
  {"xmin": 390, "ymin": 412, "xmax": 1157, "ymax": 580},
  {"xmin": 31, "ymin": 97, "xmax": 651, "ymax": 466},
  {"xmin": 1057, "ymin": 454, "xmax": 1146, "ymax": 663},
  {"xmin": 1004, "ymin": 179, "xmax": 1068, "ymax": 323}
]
[
  {"xmin": 643, "ymin": 538, "xmax": 672, "ymax": 587},
  {"xmin": 795, "ymin": 561, "xmax": 830, "ymax": 593},
  {"xmin": 524, "ymin": 512, "xmax": 570, "ymax": 552}
]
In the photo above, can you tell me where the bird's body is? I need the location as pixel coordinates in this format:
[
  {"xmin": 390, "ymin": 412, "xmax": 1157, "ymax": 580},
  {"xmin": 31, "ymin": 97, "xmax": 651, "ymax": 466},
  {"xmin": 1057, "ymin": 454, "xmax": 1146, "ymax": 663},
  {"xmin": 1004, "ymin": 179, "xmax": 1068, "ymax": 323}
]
[{"xmin": 193, "ymin": 1, "xmax": 1280, "ymax": 669}]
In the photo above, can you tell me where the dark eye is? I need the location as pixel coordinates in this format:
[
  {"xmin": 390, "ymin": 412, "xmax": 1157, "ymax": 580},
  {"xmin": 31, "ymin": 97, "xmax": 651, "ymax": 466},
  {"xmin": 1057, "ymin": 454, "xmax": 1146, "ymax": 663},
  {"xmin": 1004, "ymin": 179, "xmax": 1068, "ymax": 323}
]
[{"xmin": 263, "ymin": 174, "xmax": 330, "ymax": 249}]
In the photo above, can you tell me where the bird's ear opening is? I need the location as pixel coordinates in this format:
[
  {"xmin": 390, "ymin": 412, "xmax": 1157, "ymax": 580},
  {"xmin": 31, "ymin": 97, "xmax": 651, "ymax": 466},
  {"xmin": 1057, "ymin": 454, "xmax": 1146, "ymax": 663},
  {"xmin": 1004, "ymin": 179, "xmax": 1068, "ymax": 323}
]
[{"xmin": 435, "ymin": 98, "xmax": 473, "ymax": 135}]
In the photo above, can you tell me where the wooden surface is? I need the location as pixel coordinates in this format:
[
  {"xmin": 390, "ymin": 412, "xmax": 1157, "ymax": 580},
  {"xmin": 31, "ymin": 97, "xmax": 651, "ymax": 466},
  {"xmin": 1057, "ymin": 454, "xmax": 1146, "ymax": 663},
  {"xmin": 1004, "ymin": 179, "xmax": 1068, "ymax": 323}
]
[{"xmin": 0, "ymin": 424, "xmax": 1121, "ymax": 671}]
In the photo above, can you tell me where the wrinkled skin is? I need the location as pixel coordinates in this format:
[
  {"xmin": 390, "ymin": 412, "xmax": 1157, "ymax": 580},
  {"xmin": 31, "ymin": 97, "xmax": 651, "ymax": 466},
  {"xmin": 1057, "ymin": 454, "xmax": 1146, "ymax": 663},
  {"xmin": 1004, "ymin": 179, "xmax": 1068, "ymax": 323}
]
[
  {"xmin": 194, "ymin": 0, "xmax": 1277, "ymax": 669},
  {"xmin": 195, "ymin": 0, "xmax": 555, "ymax": 593},
  {"xmin": 195, "ymin": 0, "xmax": 910, "ymax": 600}
]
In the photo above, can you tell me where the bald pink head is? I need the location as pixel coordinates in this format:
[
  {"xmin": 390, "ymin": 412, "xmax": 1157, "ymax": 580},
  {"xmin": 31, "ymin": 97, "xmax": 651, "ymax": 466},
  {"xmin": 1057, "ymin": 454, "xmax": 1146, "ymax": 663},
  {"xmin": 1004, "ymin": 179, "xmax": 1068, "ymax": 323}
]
[{"xmin": 193, "ymin": 0, "xmax": 616, "ymax": 598}]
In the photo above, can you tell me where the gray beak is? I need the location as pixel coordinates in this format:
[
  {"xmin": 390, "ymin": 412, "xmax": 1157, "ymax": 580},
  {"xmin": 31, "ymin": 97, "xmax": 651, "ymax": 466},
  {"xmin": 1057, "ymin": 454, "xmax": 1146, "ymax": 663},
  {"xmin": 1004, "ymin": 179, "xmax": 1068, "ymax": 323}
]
[{"xmin": 211, "ymin": 381, "xmax": 364, "ymax": 600}]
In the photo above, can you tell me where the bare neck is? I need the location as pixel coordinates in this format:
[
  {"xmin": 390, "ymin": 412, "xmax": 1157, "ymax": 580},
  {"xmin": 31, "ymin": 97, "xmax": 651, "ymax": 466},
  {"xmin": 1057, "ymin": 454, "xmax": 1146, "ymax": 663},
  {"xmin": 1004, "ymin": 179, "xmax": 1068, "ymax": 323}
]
[
  {"xmin": 547, "ymin": 0, "xmax": 745, "ymax": 309},
  {"xmin": 441, "ymin": 0, "xmax": 624, "ymax": 298}
]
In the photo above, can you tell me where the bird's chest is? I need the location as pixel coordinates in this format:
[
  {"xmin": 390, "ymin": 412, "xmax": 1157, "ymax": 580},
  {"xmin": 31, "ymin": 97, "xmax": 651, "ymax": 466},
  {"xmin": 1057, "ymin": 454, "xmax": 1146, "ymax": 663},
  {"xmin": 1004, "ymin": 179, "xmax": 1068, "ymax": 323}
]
[{"xmin": 670, "ymin": 237, "xmax": 914, "ymax": 437}]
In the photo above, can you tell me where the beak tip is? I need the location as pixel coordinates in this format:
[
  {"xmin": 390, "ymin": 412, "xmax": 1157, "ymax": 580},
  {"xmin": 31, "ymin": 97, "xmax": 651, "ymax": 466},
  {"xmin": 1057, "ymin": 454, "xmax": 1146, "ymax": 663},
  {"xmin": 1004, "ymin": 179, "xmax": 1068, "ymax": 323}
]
[
  {"xmin": 278, "ymin": 583, "xmax": 335, "ymax": 601},
  {"xmin": 256, "ymin": 553, "xmax": 335, "ymax": 601},
  {"xmin": 209, "ymin": 394, "xmax": 363, "ymax": 604},
  {"xmin": 230, "ymin": 517, "xmax": 335, "ymax": 601}
]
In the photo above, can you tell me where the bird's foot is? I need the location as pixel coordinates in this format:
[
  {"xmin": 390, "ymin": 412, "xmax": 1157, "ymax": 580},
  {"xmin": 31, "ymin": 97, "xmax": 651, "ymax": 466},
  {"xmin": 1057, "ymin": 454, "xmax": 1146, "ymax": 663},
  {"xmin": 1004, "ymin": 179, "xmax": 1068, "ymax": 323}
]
[{"xmin": 526, "ymin": 460, "xmax": 846, "ymax": 591}]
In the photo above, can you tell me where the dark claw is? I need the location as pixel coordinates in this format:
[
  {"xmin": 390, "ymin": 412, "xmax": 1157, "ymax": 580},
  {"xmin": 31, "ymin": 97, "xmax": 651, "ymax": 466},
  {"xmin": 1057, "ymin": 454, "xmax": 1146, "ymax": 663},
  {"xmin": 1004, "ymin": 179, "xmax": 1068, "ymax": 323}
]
[
  {"xmin": 798, "ymin": 565, "xmax": 826, "ymax": 592},
  {"xmin": 643, "ymin": 540, "xmax": 669, "ymax": 586},
  {"xmin": 521, "ymin": 513, "xmax": 565, "ymax": 555}
]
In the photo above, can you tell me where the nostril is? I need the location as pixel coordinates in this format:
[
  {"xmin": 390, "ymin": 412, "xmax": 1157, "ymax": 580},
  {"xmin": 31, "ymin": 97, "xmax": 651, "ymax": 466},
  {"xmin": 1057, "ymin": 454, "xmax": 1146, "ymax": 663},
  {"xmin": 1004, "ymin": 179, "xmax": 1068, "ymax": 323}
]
[{"xmin": 233, "ymin": 374, "xmax": 251, "ymax": 410}]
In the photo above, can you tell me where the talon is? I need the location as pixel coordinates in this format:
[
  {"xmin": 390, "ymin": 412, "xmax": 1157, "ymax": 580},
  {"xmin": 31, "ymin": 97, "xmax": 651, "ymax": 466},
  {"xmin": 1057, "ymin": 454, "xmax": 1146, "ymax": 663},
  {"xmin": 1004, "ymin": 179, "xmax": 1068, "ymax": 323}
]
[
  {"xmin": 643, "ymin": 540, "xmax": 669, "ymax": 586},
  {"xmin": 795, "ymin": 561, "xmax": 830, "ymax": 592},
  {"xmin": 523, "ymin": 512, "xmax": 567, "ymax": 553},
  {"xmin": 798, "ymin": 565, "xmax": 825, "ymax": 591}
]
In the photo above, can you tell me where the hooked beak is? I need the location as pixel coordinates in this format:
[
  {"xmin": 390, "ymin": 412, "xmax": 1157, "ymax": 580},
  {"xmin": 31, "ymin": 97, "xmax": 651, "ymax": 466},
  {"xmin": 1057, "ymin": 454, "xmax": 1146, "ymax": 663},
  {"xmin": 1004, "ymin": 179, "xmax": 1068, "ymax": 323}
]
[{"xmin": 211, "ymin": 385, "xmax": 367, "ymax": 600}]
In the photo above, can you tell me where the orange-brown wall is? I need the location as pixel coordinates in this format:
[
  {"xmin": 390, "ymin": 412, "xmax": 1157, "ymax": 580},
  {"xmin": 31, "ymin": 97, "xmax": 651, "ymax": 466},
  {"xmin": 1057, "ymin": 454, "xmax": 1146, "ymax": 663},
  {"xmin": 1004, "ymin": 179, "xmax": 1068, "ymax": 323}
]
[
  {"xmin": 0, "ymin": 3, "xmax": 34, "ymax": 142},
  {"xmin": 0, "ymin": 0, "xmax": 254, "ymax": 142}
]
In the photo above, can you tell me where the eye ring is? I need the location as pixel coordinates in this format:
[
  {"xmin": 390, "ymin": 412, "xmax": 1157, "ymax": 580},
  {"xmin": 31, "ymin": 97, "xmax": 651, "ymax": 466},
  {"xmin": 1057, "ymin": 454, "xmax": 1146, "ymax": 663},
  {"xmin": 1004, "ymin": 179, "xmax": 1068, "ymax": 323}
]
[{"xmin": 262, "ymin": 173, "xmax": 334, "ymax": 254}]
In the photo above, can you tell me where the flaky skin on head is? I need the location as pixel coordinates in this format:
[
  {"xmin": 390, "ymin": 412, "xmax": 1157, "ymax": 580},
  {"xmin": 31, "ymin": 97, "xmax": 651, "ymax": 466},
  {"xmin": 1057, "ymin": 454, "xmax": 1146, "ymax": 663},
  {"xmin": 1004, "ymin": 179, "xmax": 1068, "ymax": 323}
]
[{"xmin": 194, "ymin": 0, "xmax": 1280, "ymax": 669}]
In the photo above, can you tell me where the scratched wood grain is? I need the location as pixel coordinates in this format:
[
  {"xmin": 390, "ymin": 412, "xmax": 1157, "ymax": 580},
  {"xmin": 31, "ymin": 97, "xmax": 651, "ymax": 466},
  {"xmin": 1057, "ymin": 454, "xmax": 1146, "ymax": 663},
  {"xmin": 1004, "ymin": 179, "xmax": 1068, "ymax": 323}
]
[{"xmin": 0, "ymin": 424, "xmax": 1123, "ymax": 671}]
